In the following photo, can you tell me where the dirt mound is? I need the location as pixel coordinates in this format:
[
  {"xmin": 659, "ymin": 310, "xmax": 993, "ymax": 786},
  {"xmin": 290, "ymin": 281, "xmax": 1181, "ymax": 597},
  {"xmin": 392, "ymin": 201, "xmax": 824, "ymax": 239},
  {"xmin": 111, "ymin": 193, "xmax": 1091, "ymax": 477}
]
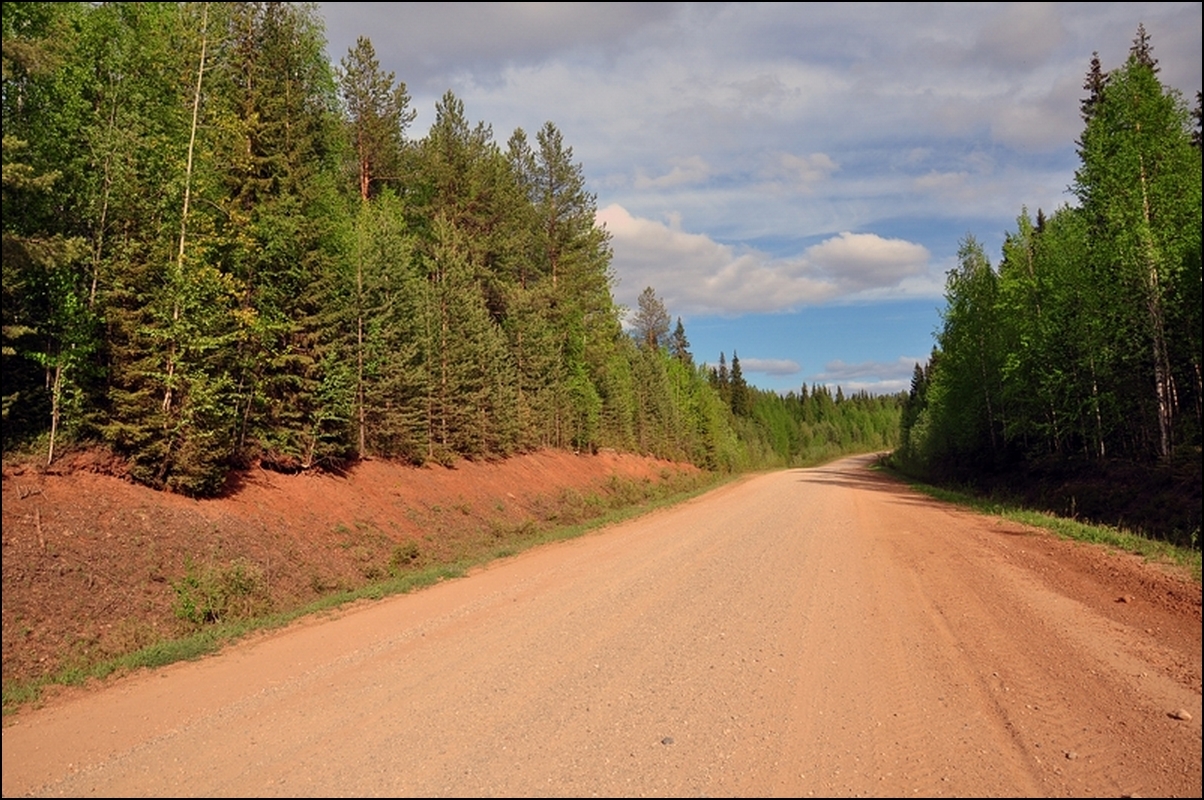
[{"xmin": 2, "ymin": 449, "xmax": 701, "ymax": 692}]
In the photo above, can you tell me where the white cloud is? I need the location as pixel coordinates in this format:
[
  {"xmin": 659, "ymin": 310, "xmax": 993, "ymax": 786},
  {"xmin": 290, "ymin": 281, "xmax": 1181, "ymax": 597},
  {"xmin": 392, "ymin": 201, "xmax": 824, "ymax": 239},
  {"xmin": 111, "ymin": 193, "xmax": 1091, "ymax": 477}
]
[
  {"xmin": 739, "ymin": 358, "xmax": 801, "ymax": 376},
  {"xmin": 819, "ymin": 357, "xmax": 924, "ymax": 381},
  {"xmin": 803, "ymin": 232, "xmax": 930, "ymax": 292},
  {"xmin": 766, "ymin": 152, "xmax": 839, "ymax": 191},
  {"xmin": 596, "ymin": 205, "xmax": 935, "ymax": 314},
  {"xmin": 596, "ymin": 203, "xmax": 837, "ymax": 315},
  {"xmin": 975, "ymin": 3, "xmax": 1066, "ymax": 71},
  {"xmin": 814, "ymin": 356, "xmax": 924, "ymax": 395}
]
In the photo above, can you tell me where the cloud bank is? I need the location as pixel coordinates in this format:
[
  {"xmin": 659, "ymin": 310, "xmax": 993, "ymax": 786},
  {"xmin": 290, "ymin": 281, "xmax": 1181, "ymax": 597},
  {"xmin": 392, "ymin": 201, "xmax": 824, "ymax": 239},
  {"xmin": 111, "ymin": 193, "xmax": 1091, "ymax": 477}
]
[{"xmin": 597, "ymin": 205, "xmax": 934, "ymax": 315}]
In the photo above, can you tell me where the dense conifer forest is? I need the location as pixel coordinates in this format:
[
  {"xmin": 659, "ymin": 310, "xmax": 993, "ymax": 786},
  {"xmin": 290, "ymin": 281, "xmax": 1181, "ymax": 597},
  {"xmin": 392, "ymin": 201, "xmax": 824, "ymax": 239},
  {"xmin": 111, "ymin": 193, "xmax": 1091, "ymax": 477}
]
[
  {"xmin": 894, "ymin": 26, "xmax": 1202, "ymax": 546},
  {"xmin": 2, "ymin": 2, "xmax": 902, "ymax": 495}
]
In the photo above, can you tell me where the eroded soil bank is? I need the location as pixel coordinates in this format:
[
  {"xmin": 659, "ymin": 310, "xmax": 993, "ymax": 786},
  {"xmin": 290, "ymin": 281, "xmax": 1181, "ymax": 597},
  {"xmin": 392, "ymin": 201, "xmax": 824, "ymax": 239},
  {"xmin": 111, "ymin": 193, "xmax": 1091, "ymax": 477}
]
[{"xmin": 2, "ymin": 448, "xmax": 702, "ymax": 694}]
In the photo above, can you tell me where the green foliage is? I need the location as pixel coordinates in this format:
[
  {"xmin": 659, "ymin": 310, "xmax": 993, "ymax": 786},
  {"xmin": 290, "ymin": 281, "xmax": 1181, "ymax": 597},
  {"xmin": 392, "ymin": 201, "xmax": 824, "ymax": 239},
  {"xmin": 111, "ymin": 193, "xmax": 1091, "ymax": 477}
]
[
  {"xmin": 388, "ymin": 541, "xmax": 422, "ymax": 574},
  {"xmin": 920, "ymin": 236, "xmax": 1005, "ymax": 474},
  {"xmin": 1073, "ymin": 41, "xmax": 1201, "ymax": 462},
  {"xmin": 1, "ymin": 5, "xmax": 97, "ymax": 458},
  {"xmin": 337, "ymin": 35, "xmax": 415, "ymax": 201},
  {"xmin": 171, "ymin": 557, "xmax": 271, "ymax": 627},
  {"xmin": 355, "ymin": 192, "xmax": 427, "ymax": 461},
  {"xmin": 2, "ymin": 3, "xmax": 901, "ymax": 491},
  {"xmin": 631, "ymin": 286, "xmax": 670, "ymax": 350},
  {"xmin": 899, "ymin": 30, "xmax": 1201, "ymax": 542},
  {"xmin": 1, "ymin": 135, "xmax": 92, "ymax": 455}
]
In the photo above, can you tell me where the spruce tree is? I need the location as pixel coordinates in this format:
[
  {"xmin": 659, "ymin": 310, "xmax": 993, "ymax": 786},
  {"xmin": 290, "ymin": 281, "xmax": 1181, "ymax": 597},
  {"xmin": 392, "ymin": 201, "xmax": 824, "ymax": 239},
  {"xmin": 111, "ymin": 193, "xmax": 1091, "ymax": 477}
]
[
  {"xmin": 339, "ymin": 34, "xmax": 416, "ymax": 457},
  {"xmin": 729, "ymin": 351, "xmax": 749, "ymax": 416},
  {"xmin": 670, "ymin": 317, "xmax": 693, "ymax": 365}
]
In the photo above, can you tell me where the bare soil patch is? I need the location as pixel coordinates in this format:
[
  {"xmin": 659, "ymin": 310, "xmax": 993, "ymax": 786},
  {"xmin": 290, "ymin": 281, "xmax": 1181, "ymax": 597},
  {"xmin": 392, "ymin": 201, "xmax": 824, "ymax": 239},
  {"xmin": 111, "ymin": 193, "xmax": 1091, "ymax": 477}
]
[{"xmin": 2, "ymin": 448, "xmax": 701, "ymax": 697}]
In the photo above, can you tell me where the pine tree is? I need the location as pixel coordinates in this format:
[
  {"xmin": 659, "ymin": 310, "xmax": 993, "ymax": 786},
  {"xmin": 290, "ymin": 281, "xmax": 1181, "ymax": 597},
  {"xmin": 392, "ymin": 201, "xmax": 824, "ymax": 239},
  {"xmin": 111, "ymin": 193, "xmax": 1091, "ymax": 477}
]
[
  {"xmin": 200, "ymin": 1, "xmax": 351, "ymax": 475},
  {"xmin": 421, "ymin": 214, "xmax": 515, "ymax": 460},
  {"xmin": 632, "ymin": 286, "xmax": 670, "ymax": 350},
  {"xmin": 533, "ymin": 121, "xmax": 617, "ymax": 449},
  {"xmin": 409, "ymin": 92, "xmax": 528, "ymax": 456},
  {"xmin": 500, "ymin": 121, "xmax": 618, "ymax": 450},
  {"xmin": 1129, "ymin": 23, "xmax": 1158, "ymax": 72},
  {"xmin": 355, "ymin": 191, "xmax": 426, "ymax": 461},
  {"xmin": 338, "ymin": 36, "xmax": 414, "ymax": 202}
]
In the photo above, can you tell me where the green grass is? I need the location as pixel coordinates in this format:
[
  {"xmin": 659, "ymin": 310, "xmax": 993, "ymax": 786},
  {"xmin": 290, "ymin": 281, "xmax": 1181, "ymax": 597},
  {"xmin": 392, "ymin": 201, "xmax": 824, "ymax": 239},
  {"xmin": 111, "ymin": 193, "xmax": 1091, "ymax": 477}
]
[
  {"xmin": 875, "ymin": 460, "xmax": 1201, "ymax": 583},
  {"xmin": 2, "ymin": 468, "xmax": 732, "ymax": 715}
]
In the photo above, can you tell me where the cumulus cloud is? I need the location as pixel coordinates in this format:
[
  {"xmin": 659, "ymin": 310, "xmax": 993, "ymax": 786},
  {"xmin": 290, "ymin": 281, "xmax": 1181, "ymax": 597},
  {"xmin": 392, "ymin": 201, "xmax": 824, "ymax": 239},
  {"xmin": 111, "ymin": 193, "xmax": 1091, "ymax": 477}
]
[
  {"xmin": 596, "ymin": 205, "xmax": 934, "ymax": 315},
  {"xmin": 597, "ymin": 203, "xmax": 836, "ymax": 314},
  {"xmin": 803, "ymin": 232, "xmax": 930, "ymax": 291}
]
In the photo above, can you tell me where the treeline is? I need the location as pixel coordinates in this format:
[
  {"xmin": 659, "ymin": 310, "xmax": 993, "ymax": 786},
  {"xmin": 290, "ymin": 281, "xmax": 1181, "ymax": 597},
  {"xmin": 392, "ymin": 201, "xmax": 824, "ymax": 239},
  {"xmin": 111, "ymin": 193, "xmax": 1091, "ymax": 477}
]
[
  {"xmin": 706, "ymin": 351, "xmax": 902, "ymax": 467},
  {"xmin": 895, "ymin": 28, "xmax": 1202, "ymax": 537},
  {"xmin": 3, "ymin": 2, "xmax": 900, "ymax": 494}
]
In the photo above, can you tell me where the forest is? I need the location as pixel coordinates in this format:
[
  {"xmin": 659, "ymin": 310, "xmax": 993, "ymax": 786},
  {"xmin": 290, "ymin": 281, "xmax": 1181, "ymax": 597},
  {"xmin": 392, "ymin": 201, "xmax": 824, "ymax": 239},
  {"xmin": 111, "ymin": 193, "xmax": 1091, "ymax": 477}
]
[
  {"xmin": 894, "ymin": 26, "xmax": 1202, "ymax": 546},
  {"xmin": 2, "ymin": 2, "xmax": 902, "ymax": 496}
]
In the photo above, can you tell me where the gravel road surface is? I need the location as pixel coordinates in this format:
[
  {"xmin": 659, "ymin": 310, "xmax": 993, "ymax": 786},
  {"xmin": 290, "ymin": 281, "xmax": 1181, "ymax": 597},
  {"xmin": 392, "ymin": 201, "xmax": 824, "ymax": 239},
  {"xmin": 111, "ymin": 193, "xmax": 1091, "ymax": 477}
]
[{"xmin": 3, "ymin": 455, "xmax": 1200, "ymax": 797}]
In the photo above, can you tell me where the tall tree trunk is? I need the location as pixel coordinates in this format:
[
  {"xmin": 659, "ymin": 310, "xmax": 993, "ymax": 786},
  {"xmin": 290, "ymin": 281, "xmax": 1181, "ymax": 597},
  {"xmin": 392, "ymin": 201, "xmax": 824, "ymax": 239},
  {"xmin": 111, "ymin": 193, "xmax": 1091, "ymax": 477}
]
[
  {"xmin": 356, "ymin": 223, "xmax": 366, "ymax": 459},
  {"xmin": 1138, "ymin": 151, "xmax": 1173, "ymax": 461},
  {"xmin": 47, "ymin": 364, "xmax": 62, "ymax": 466},
  {"xmin": 89, "ymin": 83, "xmax": 119, "ymax": 308},
  {"xmin": 1089, "ymin": 354, "xmax": 1106, "ymax": 459},
  {"xmin": 163, "ymin": 2, "xmax": 208, "ymax": 417}
]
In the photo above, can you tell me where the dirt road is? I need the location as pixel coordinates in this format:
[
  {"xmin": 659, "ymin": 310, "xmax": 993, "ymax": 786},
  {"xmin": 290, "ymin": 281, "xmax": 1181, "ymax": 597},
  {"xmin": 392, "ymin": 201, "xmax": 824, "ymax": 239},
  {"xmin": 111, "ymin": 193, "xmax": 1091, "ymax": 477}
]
[{"xmin": 3, "ymin": 455, "xmax": 1200, "ymax": 797}]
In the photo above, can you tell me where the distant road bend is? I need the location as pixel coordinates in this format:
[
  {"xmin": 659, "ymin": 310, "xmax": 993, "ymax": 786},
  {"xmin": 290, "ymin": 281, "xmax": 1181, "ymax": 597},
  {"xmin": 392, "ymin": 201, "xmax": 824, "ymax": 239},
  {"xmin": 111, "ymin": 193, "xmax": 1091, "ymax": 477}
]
[{"xmin": 2, "ymin": 454, "xmax": 1200, "ymax": 797}]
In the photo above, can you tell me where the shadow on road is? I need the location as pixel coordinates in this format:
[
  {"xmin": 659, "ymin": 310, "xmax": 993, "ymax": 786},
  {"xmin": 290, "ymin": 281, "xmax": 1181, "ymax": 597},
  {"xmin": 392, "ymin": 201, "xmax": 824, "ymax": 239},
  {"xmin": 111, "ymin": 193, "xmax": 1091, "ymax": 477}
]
[{"xmin": 787, "ymin": 455, "xmax": 997, "ymax": 519}]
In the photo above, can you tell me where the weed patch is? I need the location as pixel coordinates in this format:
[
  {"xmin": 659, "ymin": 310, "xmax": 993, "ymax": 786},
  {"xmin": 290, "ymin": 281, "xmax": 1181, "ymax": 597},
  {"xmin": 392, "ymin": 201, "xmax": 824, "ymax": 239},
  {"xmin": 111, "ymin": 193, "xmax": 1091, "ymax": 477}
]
[
  {"xmin": 171, "ymin": 557, "xmax": 272, "ymax": 627},
  {"xmin": 389, "ymin": 542, "xmax": 422, "ymax": 574}
]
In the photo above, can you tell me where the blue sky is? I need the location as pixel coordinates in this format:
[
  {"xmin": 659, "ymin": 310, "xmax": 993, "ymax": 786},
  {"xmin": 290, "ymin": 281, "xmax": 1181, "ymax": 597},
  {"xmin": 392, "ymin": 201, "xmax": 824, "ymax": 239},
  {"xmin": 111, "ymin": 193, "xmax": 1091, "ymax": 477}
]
[{"xmin": 317, "ymin": 2, "xmax": 1202, "ymax": 395}]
